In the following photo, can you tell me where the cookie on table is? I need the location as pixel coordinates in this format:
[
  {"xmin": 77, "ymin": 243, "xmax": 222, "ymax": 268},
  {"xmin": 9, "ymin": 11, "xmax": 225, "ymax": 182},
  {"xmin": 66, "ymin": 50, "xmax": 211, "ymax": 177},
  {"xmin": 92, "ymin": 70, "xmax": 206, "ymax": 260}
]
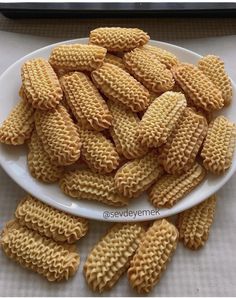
[
  {"xmin": 21, "ymin": 58, "xmax": 63, "ymax": 110},
  {"xmin": 201, "ymin": 116, "xmax": 236, "ymax": 174},
  {"xmin": 49, "ymin": 44, "xmax": 107, "ymax": 72},
  {"xmin": 60, "ymin": 72, "xmax": 112, "ymax": 131},
  {"xmin": 35, "ymin": 105, "xmax": 81, "ymax": 166},
  {"xmin": 60, "ymin": 169, "xmax": 129, "ymax": 207},
  {"xmin": 177, "ymin": 195, "xmax": 217, "ymax": 249},
  {"xmin": 149, "ymin": 162, "xmax": 206, "ymax": 208},
  {"xmin": 89, "ymin": 27, "xmax": 149, "ymax": 52},
  {"xmin": 172, "ymin": 63, "xmax": 224, "ymax": 112},
  {"xmin": 91, "ymin": 63, "xmax": 150, "ymax": 112},
  {"xmin": 123, "ymin": 47, "xmax": 174, "ymax": 93},
  {"xmin": 84, "ymin": 223, "xmax": 145, "ymax": 293},
  {"xmin": 128, "ymin": 219, "xmax": 179, "ymax": 294},
  {"xmin": 0, "ymin": 220, "xmax": 80, "ymax": 281}
]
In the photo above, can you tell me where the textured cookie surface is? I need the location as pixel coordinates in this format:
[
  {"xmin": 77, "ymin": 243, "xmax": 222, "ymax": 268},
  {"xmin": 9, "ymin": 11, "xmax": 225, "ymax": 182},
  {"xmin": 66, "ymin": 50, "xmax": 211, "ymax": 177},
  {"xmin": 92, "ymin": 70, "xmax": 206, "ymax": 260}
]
[
  {"xmin": 128, "ymin": 219, "xmax": 179, "ymax": 294},
  {"xmin": 177, "ymin": 195, "xmax": 217, "ymax": 249},
  {"xmin": 0, "ymin": 98, "xmax": 34, "ymax": 145},
  {"xmin": 104, "ymin": 53, "xmax": 126, "ymax": 70},
  {"xmin": 201, "ymin": 116, "xmax": 236, "ymax": 174},
  {"xmin": 142, "ymin": 45, "xmax": 179, "ymax": 69},
  {"xmin": 123, "ymin": 48, "xmax": 174, "ymax": 93},
  {"xmin": 198, "ymin": 55, "xmax": 232, "ymax": 106},
  {"xmin": 172, "ymin": 63, "xmax": 224, "ymax": 112},
  {"xmin": 91, "ymin": 63, "xmax": 150, "ymax": 112},
  {"xmin": 84, "ymin": 223, "xmax": 145, "ymax": 293},
  {"xmin": 28, "ymin": 130, "xmax": 64, "ymax": 183},
  {"xmin": 160, "ymin": 108, "xmax": 208, "ymax": 174},
  {"xmin": 1, "ymin": 220, "xmax": 80, "ymax": 281},
  {"xmin": 21, "ymin": 58, "xmax": 63, "ymax": 110},
  {"xmin": 114, "ymin": 151, "xmax": 163, "ymax": 198},
  {"xmin": 60, "ymin": 72, "xmax": 112, "ymax": 130},
  {"xmin": 79, "ymin": 126, "xmax": 120, "ymax": 173},
  {"xmin": 60, "ymin": 169, "xmax": 129, "ymax": 206},
  {"xmin": 15, "ymin": 195, "xmax": 88, "ymax": 243},
  {"xmin": 138, "ymin": 92, "xmax": 187, "ymax": 148},
  {"xmin": 108, "ymin": 100, "xmax": 148, "ymax": 159},
  {"xmin": 149, "ymin": 163, "xmax": 206, "ymax": 208},
  {"xmin": 35, "ymin": 105, "xmax": 81, "ymax": 166},
  {"xmin": 89, "ymin": 27, "xmax": 149, "ymax": 52},
  {"xmin": 49, "ymin": 44, "xmax": 107, "ymax": 71}
]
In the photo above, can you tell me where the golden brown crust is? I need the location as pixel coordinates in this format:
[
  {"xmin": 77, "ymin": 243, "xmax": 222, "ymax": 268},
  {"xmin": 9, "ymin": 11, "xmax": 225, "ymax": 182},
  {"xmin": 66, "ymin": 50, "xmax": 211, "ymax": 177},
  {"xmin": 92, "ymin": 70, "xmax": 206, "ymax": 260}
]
[
  {"xmin": 89, "ymin": 27, "xmax": 149, "ymax": 52},
  {"xmin": 91, "ymin": 63, "xmax": 150, "ymax": 112},
  {"xmin": 104, "ymin": 53, "xmax": 127, "ymax": 70},
  {"xmin": 177, "ymin": 195, "xmax": 217, "ymax": 249},
  {"xmin": 21, "ymin": 58, "xmax": 63, "ymax": 110},
  {"xmin": 84, "ymin": 223, "xmax": 145, "ymax": 293},
  {"xmin": 128, "ymin": 219, "xmax": 179, "ymax": 294}
]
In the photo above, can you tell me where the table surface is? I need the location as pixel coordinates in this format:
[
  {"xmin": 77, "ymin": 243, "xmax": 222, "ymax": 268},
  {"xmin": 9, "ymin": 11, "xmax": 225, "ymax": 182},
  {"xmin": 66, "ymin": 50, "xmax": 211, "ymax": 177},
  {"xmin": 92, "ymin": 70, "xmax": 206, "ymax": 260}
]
[{"xmin": 0, "ymin": 16, "xmax": 236, "ymax": 297}]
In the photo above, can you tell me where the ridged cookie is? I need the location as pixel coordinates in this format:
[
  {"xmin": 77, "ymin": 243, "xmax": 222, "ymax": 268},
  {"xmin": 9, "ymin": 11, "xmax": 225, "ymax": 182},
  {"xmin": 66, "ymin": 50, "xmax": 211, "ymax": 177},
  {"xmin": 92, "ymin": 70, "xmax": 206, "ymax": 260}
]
[
  {"xmin": 104, "ymin": 53, "xmax": 126, "ymax": 70},
  {"xmin": 49, "ymin": 44, "xmax": 107, "ymax": 71},
  {"xmin": 177, "ymin": 195, "xmax": 217, "ymax": 249},
  {"xmin": 91, "ymin": 63, "xmax": 150, "ymax": 112},
  {"xmin": 128, "ymin": 219, "xmax": 178, "ymax": 294},
  {"xmin": 201, "ymin": 116, "xmax": 236, "ymax": 174},
  {"xmin": 89, "ymin": 27, "xmax": 149, "ymax": 52},
  {"xmin": 142, "ymin": 45, "xmax": 179, "ymax": 68},
  {"xmin": 172, "ymin": 63, "xmax": 224, "ymax": 112},
  {"xmin": 79, "ymin": 126, "xmax": 120, "ymax": 173},
  {"xmin": 0, "ymin": 98, "xmax": 34, "ymax": 145},
  {"xmin": 108, "ymin": 100, "xmax": 148, "ymax": 159},
  {"xmin": 28, "ymin": 130, "xmax": 64, "ymax": 183},
  {"xmin": 137, "ymin": 92, "xmax": 187, "ymax": 148},
  {"xmin": 114, "ymin": 151, "xmax": 163, "ymax": 198},
  {"xmin": 15, "ymin": 195, "xmax": 88, "ymax": 243},
  {"xmin": 198, "ymin": 55, "xmax": 232, "ymax": 106},
  {"xmin": 160, "ymin": 108, "xmax": 208, "ymax": 174},
  {"xmin": 149, "ymin": 163, "xmax": 206, "ymax": 208},
  {"xmin": 60, "ymin": 169, "xmax": 129, "ymax": 207},
  {"xmin": 84, "ymin": 223, "xmax": 145, "ymax": 293},
  {"xmin": 60, "ymin": 72, "xmax": 112, "ymax": 130},
  {"xmin": 123, "ymin": 47, "xmax": 174, "ymax": 93},
  {"xmin": 0, "ymin": 220, "xmax": 80, "ymax": 281},
  {"xmin": 35, "ymin": 105, "xmax": 81, "ymax": 166},
  {"xmin": 21, "ymin": 58, "xmax": 63, "ymax": 110}
]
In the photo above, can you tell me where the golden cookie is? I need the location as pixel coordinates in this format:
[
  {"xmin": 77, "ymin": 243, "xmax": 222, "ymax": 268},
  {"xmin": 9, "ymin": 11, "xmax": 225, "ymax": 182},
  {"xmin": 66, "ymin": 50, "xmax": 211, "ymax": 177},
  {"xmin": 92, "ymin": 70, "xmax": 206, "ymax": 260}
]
[
  {"xmin": 89, "ymin": 27, "xmax": 149, "ymax": 52},
  {"xmin": 201, "ymin": 116, "xmax": 236, "ymax": 174},
  {"xmin": 128, "ymin": 219, "xmax": 178, "ymax": 294},
  {"xmin": 198, "ymin": 55, "xmax": 232, "ymax": 106},
  {"xmin": 91, "ymin": 63, "xmax": 150, "ymax": 112},
  {"xmin": 149, "ymin": 163, "xmax": 206, "ymax": 208},
  {"xmin": 79, "ymin": 126, "xmax": 120, "ymax": 174},
  {"xmin": 137, "ymin": 92, "xmax": 187, "ymax": 148},
  {"xmin": 35, "ymin": 105, "xmax": 81, "ymax": 166},
  {"xmin": 21, "ymin": 58, "xmax": 63, "ymax": 110},
  {"xmin": 114, "ymin": 151, "xmax": 163, "ymax": 198},
  {"xmin": 28, "ymin": 130, "xmax": 64, "ymax": 183},
  {"xmin": 0, "ymin": 98, "xmax": 34, "ymax": 145},
  {"xmin": 60, "ymin": 169, "xmax": 129, "ymax": 207},
  {"xmin": 177, "ymin": 195, "xmax": 217, "ymax": 249},
  {"xmin": 172, "ymin": 63, "xmax": 224, "ymax": 112},
  {"xmin": 60, "ymin": 72, "xmax": 112, "ymax": 131},
  {"xmin": 108, "ymin": 100, "xmax": 148, "ymax": 159},
  {"xmin": 1, "ymin": 220, "xmax": 80, "ymax": 281},
  {"xmin": 84, "ymin": 223, "xmax": 145, "ymax": 293},
  {"xmin": 104, "ymin": 53, "xmax": 126, "ymax": 70},
  {"xmin": 123, "ymin": 47, "xmax": 174, "ymax": 93},
  {"xmin": 15, "ymin": 195, "xmax": 88, "ymax": 243},
  {"xmin": 160, "ymin": 108, "xmax": 208, "ymax": 174},
  {"xmin": 49, "ymin": 44, "xmax": 106, "ymax": 71}
]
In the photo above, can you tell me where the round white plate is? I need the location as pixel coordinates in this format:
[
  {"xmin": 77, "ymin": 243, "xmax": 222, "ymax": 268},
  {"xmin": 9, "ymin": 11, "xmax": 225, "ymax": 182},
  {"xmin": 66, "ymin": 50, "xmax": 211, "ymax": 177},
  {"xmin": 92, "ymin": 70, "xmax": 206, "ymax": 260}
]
[{"xmin": 0, "ymin": 38, "xmax": 236, "ymax": 222}]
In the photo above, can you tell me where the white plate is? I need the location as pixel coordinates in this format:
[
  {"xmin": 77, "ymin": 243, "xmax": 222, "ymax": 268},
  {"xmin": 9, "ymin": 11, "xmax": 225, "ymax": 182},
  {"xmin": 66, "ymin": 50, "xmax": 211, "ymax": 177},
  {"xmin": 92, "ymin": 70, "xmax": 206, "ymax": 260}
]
[{"xmin": 0, "ymin": 38, "xmax": 236, "ymax": 222}]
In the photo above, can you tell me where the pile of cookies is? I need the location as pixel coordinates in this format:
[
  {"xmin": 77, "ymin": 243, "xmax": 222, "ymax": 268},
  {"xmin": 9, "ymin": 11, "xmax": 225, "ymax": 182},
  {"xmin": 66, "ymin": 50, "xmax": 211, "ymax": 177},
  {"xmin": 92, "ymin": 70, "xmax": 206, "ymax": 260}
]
[
  {"xmin": 0, "ymin": 194, "xmax": 216, "ymax": 293},
  {"xmin": 0, "ymin": 27, "xmax": 235, "ymax": 209}
]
